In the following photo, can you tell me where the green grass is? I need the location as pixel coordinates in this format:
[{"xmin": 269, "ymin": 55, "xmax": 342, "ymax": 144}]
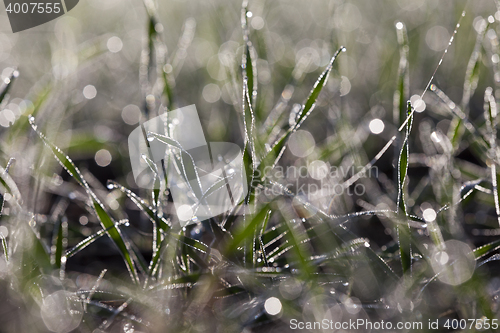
[{"xmin": 1, "ymin": 0, "xmax": 500, "ymax": 332}]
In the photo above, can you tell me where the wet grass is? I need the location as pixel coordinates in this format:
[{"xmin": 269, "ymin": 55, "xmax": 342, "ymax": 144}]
[{"xmin": 1, "ymin": 1, "xmax": 500, "ymax": 332}]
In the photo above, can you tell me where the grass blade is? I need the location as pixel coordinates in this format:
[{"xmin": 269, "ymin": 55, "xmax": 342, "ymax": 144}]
[
  {"xmin": 393, "ymin": 22, "xmax": 409, "ymax": 127},
  {"xmin": 295, "ymin": 46, "xmax": 345, "ymax": 129},
  {"xmin": 0, "ymin": 69, "xmax": 18, "ymax": 104},
  {"xmin": 29, "ymin": 115, "xmax": 140, "ymax": 285},
  {"xmin": 107, "ymin": 180, "xmax": 170, "ymax": 231},
  {"xmin": 1, "ymin": 233, "xmax": 7, "ymax": 262},
  {"xmin": 397, "ymin": 102, "xmax": 413, "ymax": 274},
  {"xmin": 259, "ymin": 47, "xmax": 345, "ymax": 174},
  {"xmin": 474, "ymin": 239, "xmax": 500, "ymax": 259},
  {"xmin": 448, "ymin": 19, "xmax": 486, "ymax": 149},
  {"xmin": 484, "ymin": 87, "xmax": 500, "ymax": 226},
  {"xmin": 224, "ymin": 205, "xmax": 270, "ymax": 255}
]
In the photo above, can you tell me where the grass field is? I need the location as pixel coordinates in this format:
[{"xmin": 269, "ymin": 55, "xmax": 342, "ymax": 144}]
[{"xmin": 1, "ymin": 0, "xmax": 500, "ymax": 332}]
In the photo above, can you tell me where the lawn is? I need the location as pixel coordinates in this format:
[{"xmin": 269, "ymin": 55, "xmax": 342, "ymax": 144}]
[{"xmin": 1, "ymin": 0, "xmax": 500, "ymax": 332}]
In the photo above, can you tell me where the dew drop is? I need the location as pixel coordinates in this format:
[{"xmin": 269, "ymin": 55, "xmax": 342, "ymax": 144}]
[{"xmin": 264, "ymin": 297, "xmax": 282, "ymax": 315}]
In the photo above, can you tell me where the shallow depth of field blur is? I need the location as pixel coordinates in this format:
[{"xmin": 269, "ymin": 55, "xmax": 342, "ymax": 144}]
[{"xmin": 2, "ymin": 0, "xmax": 500, "ymax": 332}]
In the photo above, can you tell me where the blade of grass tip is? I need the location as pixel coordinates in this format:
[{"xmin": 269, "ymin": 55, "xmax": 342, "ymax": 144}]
[
  {"xmin": 4, "ymin": 157, "xmax": 14, "ymax": 174},
  {"xmin": 398, "ymin": 11, "xmax": 466, "ymax": 132},
  {"xmin": 239, "ymin": 3, "xmax": 258, "ymax": 174},
  {"xmin": 448, "ymin": 17, "xmax": 487, "ymax": 148},
  {"xmin": 295, "ymin": 46, "xmax": 345, "ymax": 129},
  {"xmin": 484, "ymin": 88, "xmax": 500, "ymax": 227},
  {"xmin": 224, "ymin": 205, "xmax": 270, "ymax": 255},
  {"xmin": 487, "ymin": 27, "xmax": 500, "ymax": 147},
  {"xmin": 84, "ymin": 269, "xmax": 107, "ymax": 312},
  {"xmin": 142, "ymin": 0, "xmax": 176, "ymax": 112},
  {"xmin": 93, "ymin": 203, "xmax": 139, "ymax": 284},
  {"xmin": 394, "ymin": 22, "xmax": 409, "ymax": 127},
  {"xmin": 65, "ymin": 220, "xmax": 130, "ymax": 258},
  {"xmin": 29, "ymin": 116, "xmax": 140, "ymax": 285},
  {"xmin": 241, "ymin": 0, "xmax": 257, "ymax": 107},
  {"xmin": 0, "ymin": 68, "xmax": 19, "ymax": 104},
  {"xmin": 394, "ymin": 21, "xmax": 409, "ymax": 189},
  {"xmin": 98, "ymin": 297, "xmax": 133, "ymax": 331},
  {"xmin": 107, "ymin": 181, "xmax": 171, "ymax": 231},
  {"xmin": 462, "ymin": 18, "xmax": 487, "ymax": 108},
  {"xmin": 259, "ymin": 47, "xmax": 345, "ymax": 173},
  {"xmin": 473, "ymin": 238, "xmax": 500, "ymax": 259},
  {"xmin": 141, "ymin": 0, "xmax": 162, "ymax": 116},
  {"xmin": 397, "ymin": 102, "xmax": 413, "ymax": 274}
]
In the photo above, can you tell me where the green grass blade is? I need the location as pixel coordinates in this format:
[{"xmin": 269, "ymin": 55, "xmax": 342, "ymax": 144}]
[
  {"xmin": 393, "ymin": 22, "xmax": 409, "ymax": 126},
  {"xmin": 484, "ymin": 88, "xmax": 500, "ymax": 227},
  {"xmin": 29, "ymin": 115, "xmax": 140, "ymax": 285},
  {"xmin": 65, "ymin": 220, "xmax": 129, "ymax": 258},
  {"xmin": 93, "ymin": 201, "xmax": 139, "ymax": 284},
  {"xmin": 224, "ymin": 205, "xmax": 270, "ymax": 255},
  {"xmin": 448, "ymin": 20, "xmax": 487, "ymax": 148},
  {"xmin": 295, "ymin": 46, "xmax": 345, "ymax": 129},
  {"xmin": 258, "ymin": 47, "xmax": 344, "ymax": 173},
  {"xmin": 397, "ymin": 102, "xmax": 413, "ymax": 274},
  {"xmin": 52, "ymin": 218, "xmax": 64, "ymax": 268},
  {"xmin": 173, "ymin": 233, "xmax": 209, "ymax": 254}
]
